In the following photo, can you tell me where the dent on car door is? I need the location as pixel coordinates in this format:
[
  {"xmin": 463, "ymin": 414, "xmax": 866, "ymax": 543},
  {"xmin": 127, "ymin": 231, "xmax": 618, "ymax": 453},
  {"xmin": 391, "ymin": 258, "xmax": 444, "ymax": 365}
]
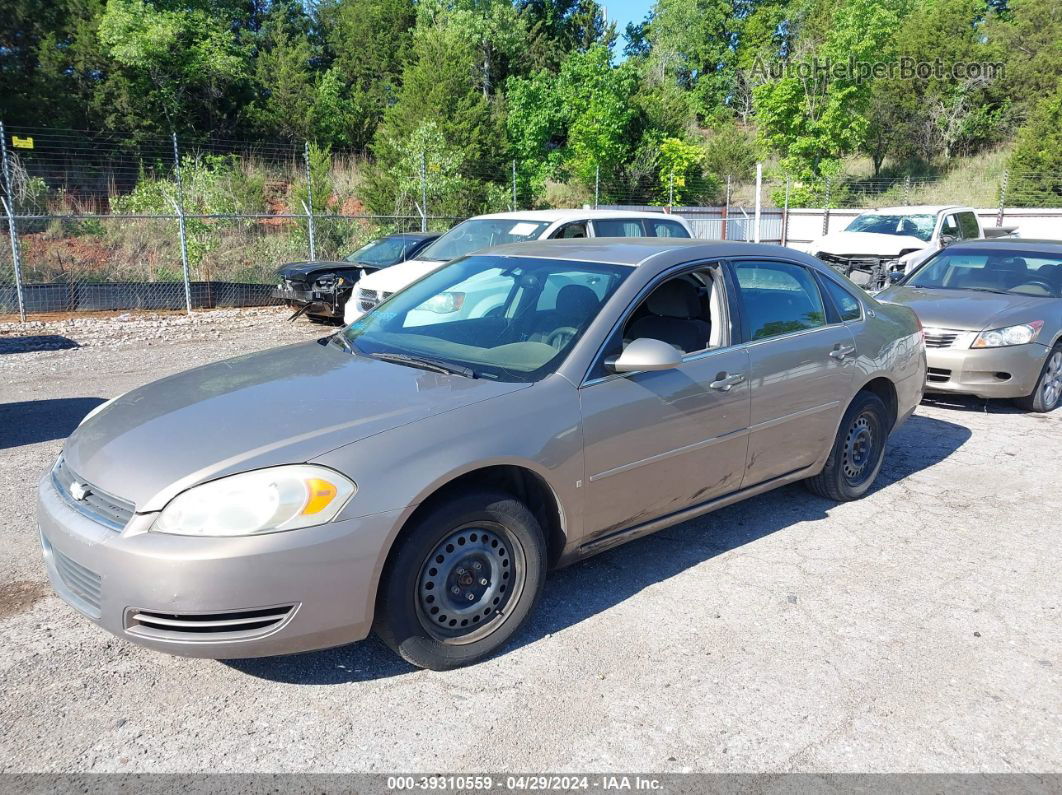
[
  {"xmin": 731, "ymin": 259, "xmax": 857, "ymax": 486},
  {"xmin": 577, "ymin": 266, "xmax": 751, "ymax": 539}
]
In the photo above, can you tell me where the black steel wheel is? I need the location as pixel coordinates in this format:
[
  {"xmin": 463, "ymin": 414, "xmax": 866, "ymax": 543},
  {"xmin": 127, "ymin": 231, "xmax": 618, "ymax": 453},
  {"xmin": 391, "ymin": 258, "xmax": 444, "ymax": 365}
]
[
  {"xmin": 415, "ymin": 523, "xmax": 527, "ymax": 644},
  {"xmin": 375, "ymin": 489, "xmax": 546, "ymax": 670},
  {"xmin": 805, "ymin": 391, "xmax": 888, "ymax": 501}
]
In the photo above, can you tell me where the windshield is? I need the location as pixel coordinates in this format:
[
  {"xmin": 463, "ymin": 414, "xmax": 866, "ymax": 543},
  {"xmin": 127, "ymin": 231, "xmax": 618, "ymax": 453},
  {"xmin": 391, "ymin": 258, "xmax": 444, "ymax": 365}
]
[
  {"xmin": 418, "ymin": 219, "xmax": 551, "ymax": 262},
  {"xmin": 907, "ymin": 249, "xmax": 1062, "ymax": 297},
  {"xmin": 341, "ymin": 254, "xmax": 630, "ymax": 382},
  {"xmin": 846, "ymin": 213, "xmax": 936, "ymax": 242},
  {"xmin": 345, "ymin": 236, "xmax": 414, "ymax": 267}
]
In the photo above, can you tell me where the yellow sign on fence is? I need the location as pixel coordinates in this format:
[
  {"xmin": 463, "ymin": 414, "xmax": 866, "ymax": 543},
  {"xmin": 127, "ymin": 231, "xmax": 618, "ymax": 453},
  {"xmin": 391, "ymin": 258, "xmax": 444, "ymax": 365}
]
[{"xmin": 12, "ymin": 136, "xmax": 34, "ymax": 149}]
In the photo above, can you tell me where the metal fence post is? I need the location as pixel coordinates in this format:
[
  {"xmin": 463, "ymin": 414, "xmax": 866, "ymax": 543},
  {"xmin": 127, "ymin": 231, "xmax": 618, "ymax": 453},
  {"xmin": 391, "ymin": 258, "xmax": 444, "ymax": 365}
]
[
  {"xmin": 0, "ymin": 121, "xmax": 26, "ymax": 322},
  {"xmin": 594, "ymin": 164, "xmax": 600, "ymax": 209},
  {"xmin": 822, "ymin": 176, "xmax": 832, "ymax": 236},
  {"xmin": 420, "ymin": 150, "xmax": 428, "ymax": 233},
  {"xmin": 753, "ymin": 163, "xmax": 762, "ymax": 243},
  {"xmin": 303, "ymin": 141, "xmax": 316, "ymax": 260},
  {"xmin": 668, "ymin": 169, "xmax": 674, "ymax": 210},
  {"xmin": 171, "ymin": 132, "xmax": 193, "ymax": 315},
  {"xmin": 511, "ymin": 159, "xmax": 517, "ymax": 211},
  {"xmin": 903, "ymin": 175, "xmax": 912, "ymax": 206},
  {"xmin": 781, "ymin": 176, "xmax": 791, "ymax": 247},
  {"xmin": 721, "ymin": 175, "xmax": 730, "ymax": 240},
  {"xmin": 996, "ymin": 169, "xmax": 1009, "ymax": 228}
]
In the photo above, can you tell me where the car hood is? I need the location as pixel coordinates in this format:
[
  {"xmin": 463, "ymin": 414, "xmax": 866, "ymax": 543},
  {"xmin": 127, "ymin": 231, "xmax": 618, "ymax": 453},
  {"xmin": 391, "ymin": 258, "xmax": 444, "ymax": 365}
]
[
  {"xmin": 357, "ymin": 258, "xmax": 445, "ymax": 292},
  {"xmin": 63, "ymin": 341, "xmax": 529, "ymax": 512},
  {"xmin": 277, "ymin": 260, "xmax": 359, "ymax": 279},
  {"xmin": 875, "ymin": 286, "xmax": 1049, "ymax": 331},
  {"xmin": 811, "ymin": 231, "xmax": 930, "ymax": 257}
]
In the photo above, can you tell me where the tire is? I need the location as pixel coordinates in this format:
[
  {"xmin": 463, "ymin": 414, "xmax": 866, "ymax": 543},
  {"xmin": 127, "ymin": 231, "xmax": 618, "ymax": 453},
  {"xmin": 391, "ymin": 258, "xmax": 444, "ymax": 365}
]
[
  {"xmin": 805, "ymin": 391, "xmax": 889, "ymax": 502},
  {"xmin": 374, "ymin": 489, "xmax": 547, "ymax": 670},
  {"xmin": 1014, "ymin": 345, "xmax": 1062, "ymax": 413}
]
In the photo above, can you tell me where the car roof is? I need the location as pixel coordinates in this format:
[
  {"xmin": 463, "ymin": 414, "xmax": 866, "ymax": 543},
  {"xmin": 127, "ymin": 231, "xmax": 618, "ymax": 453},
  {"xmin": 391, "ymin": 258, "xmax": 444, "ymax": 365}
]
[
  {"xmin": 480, "ymin": 237, "xmax": 819, "ymax": 268},
  {"xmin": 943, "ymin": 238, "xmax": 1062, "ymax": 254},
  {"xmin": 863, "ymin": 205, "xmax": 965, "ymax": 215},
  {"xmin": 470, "ymin": 208, "xmax": 686, "ymax": 224}
]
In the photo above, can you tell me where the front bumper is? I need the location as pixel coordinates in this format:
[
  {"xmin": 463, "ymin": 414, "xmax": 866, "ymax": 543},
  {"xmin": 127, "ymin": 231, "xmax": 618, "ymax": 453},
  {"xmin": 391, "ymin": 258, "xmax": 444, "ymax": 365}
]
[
  {"xmin": 37, "ymin": 473, "xmax": 400, "ymax": 658},
  {"xmin": 925, "ymin": 342, "xmax": 1048, "ymax": 399}
]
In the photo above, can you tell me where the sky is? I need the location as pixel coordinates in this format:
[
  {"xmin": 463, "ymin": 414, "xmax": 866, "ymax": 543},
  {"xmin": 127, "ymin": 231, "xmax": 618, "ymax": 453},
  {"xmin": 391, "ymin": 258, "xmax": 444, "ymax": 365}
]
[{"xmin": 602, "ymin": 0, "xmax": 653, "ymax": 44}]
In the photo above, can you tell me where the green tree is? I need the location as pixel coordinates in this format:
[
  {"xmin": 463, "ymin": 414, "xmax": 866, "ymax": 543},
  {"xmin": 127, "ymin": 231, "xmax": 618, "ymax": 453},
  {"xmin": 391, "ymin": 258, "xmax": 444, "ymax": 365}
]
[
  {"xmin": 319, "ymin": 0, "xmax": 416, "ymax": 148},
  {"xmin": 1007, "ymin": 82, "xmax": 1062, "ymax": 206},
  {"xmin": 97, "ymin": 0, "xmax": 251, "ymax": 132}
]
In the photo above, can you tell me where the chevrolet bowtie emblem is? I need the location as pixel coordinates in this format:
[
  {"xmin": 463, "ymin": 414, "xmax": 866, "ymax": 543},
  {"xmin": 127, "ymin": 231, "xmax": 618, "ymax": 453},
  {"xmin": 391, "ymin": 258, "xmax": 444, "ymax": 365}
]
[{"xmin": 69, "ymin": 481, "xmax": 90, "ymax": 501}]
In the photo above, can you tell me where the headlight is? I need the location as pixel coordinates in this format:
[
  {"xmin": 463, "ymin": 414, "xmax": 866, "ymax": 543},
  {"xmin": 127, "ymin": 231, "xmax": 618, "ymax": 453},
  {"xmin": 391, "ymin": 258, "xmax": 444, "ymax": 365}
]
[
  {"xmin": 971, "ymin": 320, "xmax": 1044, "ymax": 349},
  {"xmin": 152, "ymin": 465, "xmax": 356, "ymax": 537},
  {"xmin": 418, "ymin": 291, "xmax": 465, "ymax": 314}
]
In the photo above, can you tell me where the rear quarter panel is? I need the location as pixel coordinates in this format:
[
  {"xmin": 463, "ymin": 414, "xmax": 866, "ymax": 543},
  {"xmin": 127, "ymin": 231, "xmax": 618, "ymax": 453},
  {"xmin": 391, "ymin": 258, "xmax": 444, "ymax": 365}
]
[{"xmin": 856, "ymin": 299, "xmax": 926, "ymax": 424}]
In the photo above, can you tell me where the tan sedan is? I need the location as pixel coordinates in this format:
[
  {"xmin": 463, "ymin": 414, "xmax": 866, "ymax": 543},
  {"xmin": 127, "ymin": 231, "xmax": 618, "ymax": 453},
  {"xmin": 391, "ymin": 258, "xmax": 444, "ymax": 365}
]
[
  {"xmin": 878, "ymin": 239, "xmax": 1062, "ymax": 412},
  {"xmin": 40, "ymin": 239, "xmax": 924, "ymax": 670}
]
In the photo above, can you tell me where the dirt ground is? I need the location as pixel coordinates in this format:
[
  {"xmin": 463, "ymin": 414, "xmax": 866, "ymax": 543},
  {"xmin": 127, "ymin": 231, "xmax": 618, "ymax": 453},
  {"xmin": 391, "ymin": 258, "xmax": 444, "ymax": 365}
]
[{"xmin": 0, "ymin": 308, "xmax": 1059, "ymax": 773}]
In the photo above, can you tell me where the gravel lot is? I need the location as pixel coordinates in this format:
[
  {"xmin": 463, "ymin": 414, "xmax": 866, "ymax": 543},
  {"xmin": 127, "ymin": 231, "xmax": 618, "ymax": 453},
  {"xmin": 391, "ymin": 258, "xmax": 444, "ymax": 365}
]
[{"xmin": 1, "ymin": 308, "xmax": 1059, "ymax": 773}]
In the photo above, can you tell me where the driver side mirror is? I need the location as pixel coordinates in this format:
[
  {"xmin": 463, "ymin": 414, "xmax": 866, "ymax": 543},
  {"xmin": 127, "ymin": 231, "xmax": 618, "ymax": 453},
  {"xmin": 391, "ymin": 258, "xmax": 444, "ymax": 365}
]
[
  {"xmin": 939, "ymin": 233, "xmax": 957, "ymax": 246},
  {"xmin": 606, "ymin": 337, "xmax": 683, "ymax": 373}
]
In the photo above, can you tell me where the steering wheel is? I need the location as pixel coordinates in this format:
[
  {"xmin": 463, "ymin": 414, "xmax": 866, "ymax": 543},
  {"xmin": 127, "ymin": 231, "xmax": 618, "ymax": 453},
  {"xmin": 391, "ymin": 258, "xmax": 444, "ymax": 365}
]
[
  {"xmin": 546, "ymin": 326, "xmax": 578, "ymax": 350},
  {"xmin": 1014, "ymin": 279, "xmax": 1055, "ymax": 293}
]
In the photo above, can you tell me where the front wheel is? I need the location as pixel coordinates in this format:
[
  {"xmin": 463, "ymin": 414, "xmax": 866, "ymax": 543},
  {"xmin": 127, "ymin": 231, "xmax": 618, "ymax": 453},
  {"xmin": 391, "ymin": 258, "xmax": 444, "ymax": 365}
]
[
  {"xmin": 805, "ymin": 391, "xmax": 889, "ymax": 501},
  {"xmin": 374, "ymin": 489, "xmax": 546, "ymax": 670},
  {"xmin": 1014, "ymin": 345, "xmax": 1062, "ymax": 413}
]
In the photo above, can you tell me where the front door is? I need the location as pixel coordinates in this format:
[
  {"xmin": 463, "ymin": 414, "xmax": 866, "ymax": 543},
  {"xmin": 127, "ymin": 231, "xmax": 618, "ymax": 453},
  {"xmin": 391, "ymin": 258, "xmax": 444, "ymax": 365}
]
[{"xmin": 578, "ymin": 265, "xmax": 751, "ymax": 539}]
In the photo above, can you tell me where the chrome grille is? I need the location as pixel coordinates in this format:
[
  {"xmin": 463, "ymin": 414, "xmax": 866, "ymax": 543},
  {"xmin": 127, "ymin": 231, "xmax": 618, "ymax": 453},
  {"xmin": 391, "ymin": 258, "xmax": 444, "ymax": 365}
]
[
  {"xmin": 126, "ymin": 605, "xmax": 295, "ymax": 642},
  {"xmin": 924, "ymin": 330, "xmax": 960, "ymax": 348},
  {"xmin": 52, "ymin": 457, "xmax": 134, "ymax": 531},
  {"xmin": 47, "ymin": 539, "xmax": 103, "ymax": 617},
  {"xmin": 358, "ymin": 289, "xmax": 379, "ymax": 312}
]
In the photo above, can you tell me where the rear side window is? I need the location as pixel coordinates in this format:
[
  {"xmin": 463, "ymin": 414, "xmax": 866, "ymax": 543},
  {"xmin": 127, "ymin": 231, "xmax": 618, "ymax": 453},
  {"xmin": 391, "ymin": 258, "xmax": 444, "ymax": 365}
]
[
  {"xmin": 732, "ymin": 261, "xmax": 827, "ymax": 340},
  {"xmin": 819, "ymin": 276, "xmax": 862, "ymax": 321},
  {"xmin": 957, "ymin": 212, "xmax": 980, "ymax": 240},
  {"xmin": 593, "ymin": 219, "xmax": 645, "ymax": 237},
  {"xmin": 646, "ymin": 219, "xmax": 691, "ymax": 238}
]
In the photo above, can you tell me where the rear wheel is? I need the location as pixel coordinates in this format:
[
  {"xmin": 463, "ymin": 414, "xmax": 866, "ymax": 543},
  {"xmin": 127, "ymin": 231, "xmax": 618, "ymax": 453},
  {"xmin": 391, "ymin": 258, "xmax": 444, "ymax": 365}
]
[
  {"xmin": 805, "ymin": 391, "xmax": 889, "ymax": 501},
  {"xmin": 374, "ymin": 489, "xmax": 546, "ymax": 670},
  {"xmin": 1014, "ymin": 345, "xmax": 1062, "ymax": 413}
]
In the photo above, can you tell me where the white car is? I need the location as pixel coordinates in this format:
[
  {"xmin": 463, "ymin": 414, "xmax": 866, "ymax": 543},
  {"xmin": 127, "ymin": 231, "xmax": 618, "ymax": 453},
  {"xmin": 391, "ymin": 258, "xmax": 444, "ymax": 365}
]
[
  {"xmin": 807, "ymin": 205, "xmax": 1013, "ymax": 290},
  {"xmin": 344, "ymin": 209, "xmax": 693, "ymax": 325}
]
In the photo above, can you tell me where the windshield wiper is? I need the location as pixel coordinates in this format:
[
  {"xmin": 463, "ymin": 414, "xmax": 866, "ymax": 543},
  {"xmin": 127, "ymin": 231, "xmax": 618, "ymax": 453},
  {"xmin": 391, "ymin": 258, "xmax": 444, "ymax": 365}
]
[
  {"xmin": 370, "ymin": 352, "xmax": 476, "ymax": 378},
  {"xmin": 965, "ymin": 287, "xmax": 1011, "ymax": 295}
]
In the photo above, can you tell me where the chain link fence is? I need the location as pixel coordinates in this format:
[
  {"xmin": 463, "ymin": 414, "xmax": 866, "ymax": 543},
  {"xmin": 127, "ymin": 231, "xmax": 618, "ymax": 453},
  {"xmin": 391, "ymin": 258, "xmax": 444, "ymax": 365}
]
[{"xmin": 3, "ymin": 123, "xmax": 1061, "ymax": 320}]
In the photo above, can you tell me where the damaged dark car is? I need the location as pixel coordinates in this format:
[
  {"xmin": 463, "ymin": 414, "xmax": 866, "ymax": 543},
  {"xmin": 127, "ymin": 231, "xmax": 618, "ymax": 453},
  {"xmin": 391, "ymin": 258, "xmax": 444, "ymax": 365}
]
[{"xmin": 274, "ymin": 231, "xmax": 440, "ymax": 323}]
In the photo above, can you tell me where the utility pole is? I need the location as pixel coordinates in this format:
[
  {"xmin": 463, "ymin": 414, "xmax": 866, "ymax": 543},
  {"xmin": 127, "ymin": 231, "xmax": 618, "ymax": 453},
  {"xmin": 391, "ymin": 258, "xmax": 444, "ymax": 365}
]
[
  {"xmin": 420, "ymin": 150, "xmax": 428, "ymax": 232},
  {"xmin": 753, "ymin": 162, "xmax": 762, "ymax": 244},
  {"xmin": 171, "ymin": 132, "xmax": 193, "ymax": 315},
  {"xmin": 0, "ymin": 121, "xmax": 26, "ymax": 322},
  {"xmin": 304, "ymin": 141, "xmax": 316, "ymax": 260}
]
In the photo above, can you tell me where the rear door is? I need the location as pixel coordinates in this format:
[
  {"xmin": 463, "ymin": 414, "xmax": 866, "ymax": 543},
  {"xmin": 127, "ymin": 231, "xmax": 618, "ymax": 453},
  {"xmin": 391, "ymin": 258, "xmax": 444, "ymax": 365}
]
[{"xmin": 728, "ymin": 259, "xmax": 857, "ymax": 486}]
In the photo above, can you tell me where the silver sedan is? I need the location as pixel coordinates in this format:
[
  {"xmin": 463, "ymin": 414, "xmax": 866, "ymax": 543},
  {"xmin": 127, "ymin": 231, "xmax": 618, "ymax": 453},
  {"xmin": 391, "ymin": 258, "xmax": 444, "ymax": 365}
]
[{"xmin": 39, "ymin": 239, "xmax": 924, "ymax": 670}]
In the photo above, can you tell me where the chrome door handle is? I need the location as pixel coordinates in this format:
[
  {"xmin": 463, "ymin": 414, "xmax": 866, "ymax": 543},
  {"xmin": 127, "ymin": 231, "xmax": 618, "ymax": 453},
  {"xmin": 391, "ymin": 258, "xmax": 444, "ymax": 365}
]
[
  {"xmin": 709, "ymin": 373, "xmax": 746, "ymax": 391},
  {"xmin": 829, "ymin": 345, "xmax": 856, "ymax": 360}
]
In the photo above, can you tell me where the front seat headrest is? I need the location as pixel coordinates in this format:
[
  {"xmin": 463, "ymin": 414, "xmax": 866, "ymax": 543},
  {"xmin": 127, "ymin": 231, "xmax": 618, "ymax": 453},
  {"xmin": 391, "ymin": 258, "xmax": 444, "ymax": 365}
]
[{"xmin": 645, "ymin": 280, "xmax": 700, "ymax": 319}]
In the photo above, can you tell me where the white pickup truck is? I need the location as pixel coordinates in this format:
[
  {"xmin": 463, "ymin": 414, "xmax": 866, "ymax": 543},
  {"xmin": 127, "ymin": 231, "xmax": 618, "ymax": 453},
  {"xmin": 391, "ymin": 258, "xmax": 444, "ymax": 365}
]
[{"xmin": 807, "ymin": 205, "xmax": 1015, "ymax": 290}]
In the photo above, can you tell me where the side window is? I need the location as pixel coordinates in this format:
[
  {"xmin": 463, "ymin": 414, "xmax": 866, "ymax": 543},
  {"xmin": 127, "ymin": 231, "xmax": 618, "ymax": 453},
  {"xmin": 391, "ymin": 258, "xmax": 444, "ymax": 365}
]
[
  {"xmin": 940, "ymin": 215, "xmax": 960, "ymax": 238},
  {"xmin": 553, "ymin": 222, "xmax": 588, "ymax": 239},
  {"xmin": 646, "ymin": 219, "xmax": 691, "ymax": 238},
  {"xmin": 819, "ymin": 276, "xmax": 862, "ymax": 322},
  {"xmin": 594, "ymin": 219, "xmax": 645, "ymax": 237},
  {"xmin": 732, "ymin": 261, "xmax": 827, "ymax": 340},
  {"xmin": 957, "ymin": 212, "xmax": 980, "ymax": 240}
]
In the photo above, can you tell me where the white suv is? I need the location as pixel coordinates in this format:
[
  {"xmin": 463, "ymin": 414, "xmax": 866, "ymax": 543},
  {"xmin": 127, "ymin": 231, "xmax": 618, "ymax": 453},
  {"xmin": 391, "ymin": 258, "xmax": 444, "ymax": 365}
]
[{"xmin": 344, "ymin": 209, "xmax": 693, "ymax": 325}]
